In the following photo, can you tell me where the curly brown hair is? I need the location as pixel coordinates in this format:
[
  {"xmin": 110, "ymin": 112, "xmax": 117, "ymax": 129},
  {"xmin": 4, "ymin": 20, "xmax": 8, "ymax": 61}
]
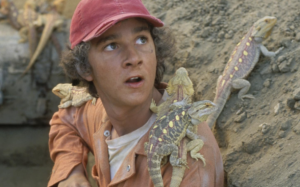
[{"xmin": 61, "ymin": 22, "xmax": 176, "ymax": 98}]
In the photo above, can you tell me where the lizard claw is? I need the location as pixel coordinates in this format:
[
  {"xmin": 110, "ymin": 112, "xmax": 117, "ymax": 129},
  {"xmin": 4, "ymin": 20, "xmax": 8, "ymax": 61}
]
[{"xmin": 275, "ymin": 47, "xmax": 284, "ymax": 55}]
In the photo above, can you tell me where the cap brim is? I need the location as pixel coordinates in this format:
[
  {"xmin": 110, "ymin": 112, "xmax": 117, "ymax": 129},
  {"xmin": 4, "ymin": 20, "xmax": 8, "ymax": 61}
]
[{"xmin": 82, "ymin": 13, "xmax": 164, "ymax": 43}]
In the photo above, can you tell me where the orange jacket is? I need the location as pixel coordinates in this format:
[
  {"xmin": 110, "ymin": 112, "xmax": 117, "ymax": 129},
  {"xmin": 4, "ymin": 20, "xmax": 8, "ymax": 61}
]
[{"xmin": 48, "ymin": 87, "xmax": 224, "ymax": 187}]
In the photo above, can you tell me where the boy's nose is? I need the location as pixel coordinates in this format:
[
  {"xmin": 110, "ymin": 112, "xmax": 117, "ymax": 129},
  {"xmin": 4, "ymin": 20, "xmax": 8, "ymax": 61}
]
[{"xmin": 122, "ymin": 45, "xmax": 143, "ymax": 68}]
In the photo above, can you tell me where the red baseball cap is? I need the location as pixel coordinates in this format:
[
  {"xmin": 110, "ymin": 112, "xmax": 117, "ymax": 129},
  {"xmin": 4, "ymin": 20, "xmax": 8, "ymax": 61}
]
[{"xmin": 70, "ymin": 0, "xmax": 164, "ymax": 49}]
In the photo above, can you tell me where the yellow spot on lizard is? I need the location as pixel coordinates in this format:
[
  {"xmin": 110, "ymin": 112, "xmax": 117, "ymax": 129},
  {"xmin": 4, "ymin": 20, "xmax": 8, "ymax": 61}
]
[
  {"xmin": 176, "ymin": 115, "xmax": 179, "ymax": 121},
  {"xmin": 235, "ymin": 66, "xmax": 239, "ymax": 71},
  {"xmin": 160, "ymin": 116, "xmax": 166, "ymax": 120},
  {"xmin": 158, "ymin": 138, "xmax": 162, "ymax": 142},
  {"xmin": 230, "ymin": 74, "xmax": 233, "ymax": 78},
  {"xmin": 150, "ymin": 135, "xmax": 152, "ymax": 138},
  {"xmin": 243, "ymin": 51, "xmax": 248, "ymax": 56},
  {"xmin": 246, "ymin": 42, "xmax": 250, "ymax": 46},
  {"xmin": 228, "ymin": 57, "xmax": 232, "ymax": 62},
  {"xmin": 154, "ymin": 125, "xmax": 158, "ymax": 129},
  {"xmin": 232, "ymin": 50, "xmax": 236, "ymax": 55},
  {"xmin": 242, "ymin": 36, "xmax": 245, "ymax": 39},
  {"xmin": 169, "ymin": 121, "xmax": 173, "ymax": 128},
  {"xmin": 249, "ymin": 37, "xmax": 252, "ymax": 41},
  {"xmin": 222, "ymin": 80, "xmax": 225, "ymax": 87},
  {"xmin": 239, "ymin": 58, "xmax": 242, "ymax": 63},
  {"xmin": 163, "ymin": 129, "xmax": 167, "ymax": 134},
  {"xmin": 150, "ymin": 144, "xmax": 153, "ymax": 152},
  {"xmin": 173, "ymin": 100, "xmax": 177, "ymax": 103},
  {"xmin": 182, "ymin": 111, "xmax": 185, "ymax": 116},
  {"xmin": 237, "ymin": 42, "xmax": 240, "ymax": 46}
]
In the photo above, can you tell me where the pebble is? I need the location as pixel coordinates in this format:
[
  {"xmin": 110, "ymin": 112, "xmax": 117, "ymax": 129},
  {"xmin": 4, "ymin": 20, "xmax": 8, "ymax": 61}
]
[
  {"xmin": 286, "ymin": 98, "xmax": 295, "ymax": 110},
  {"xmin": 234, "ymin": 112, "xmax": 247, "ymax": 123},
  {"xmin": 294, "ymin": 101, "xmax": 300, "ymax": 110},
  {"xmin": 200, "ymin": 27, "xmax": 211, "ymax": 38},
  {"xmin": 296, "ymin": 32, "xmax": 300, "ymax": 42},
  {"xmin": 281, "ymin": 121, "xmax": 291, "ymax": 131},
  {"xmin": 274, "ymin": 103, "xmax": 280, "ymax": 115},
  {"xmin": 278, "ymin": 60, "xmax": 290, "ymax": 72},
  {"xmin": 278, "ymin": 130, "xmax": 286, "ymax": 138},
  {"xmin": 293, "ymin": 88, "xmax": 300, "ymax": 100},
  {"xmin": 263, "ymin": 79, "xmax": 272, "ymax": 88},
  {"xmin": 293, "ymin": 123, "xmax": 300, "ymax": 135},
  {"xmin": 259, "ymin": 123, "xmax": 270, "ymax": 134}
]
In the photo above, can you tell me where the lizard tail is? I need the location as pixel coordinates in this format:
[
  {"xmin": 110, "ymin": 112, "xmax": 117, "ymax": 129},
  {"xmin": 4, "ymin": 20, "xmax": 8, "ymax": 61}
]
[
  {"xmin": 148, "ymin": 155, "xmax": 164, "ymax": 187},
  {"xmin": 206, "ymin": 90, "xmax": 230, "ymax": 129},
  {"xmin": 21, "ymin": 20, "xmax": 55, "ymax": 76},
  {"xmin": 28, "ymin": 26, "xmax": 37, "ymax": 59}
]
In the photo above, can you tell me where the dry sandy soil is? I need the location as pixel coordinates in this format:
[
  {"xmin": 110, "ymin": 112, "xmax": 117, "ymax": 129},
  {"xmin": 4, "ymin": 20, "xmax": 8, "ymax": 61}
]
[{"xmin": 1, "ymin": 0, "xmax": 300, "ymax": 186}]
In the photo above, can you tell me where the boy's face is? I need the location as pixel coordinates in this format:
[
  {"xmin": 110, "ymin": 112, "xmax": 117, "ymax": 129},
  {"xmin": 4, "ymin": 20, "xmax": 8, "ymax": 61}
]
[{"xmin": 86, "ymin": 18, "xmax": 157, "ymax": 108}]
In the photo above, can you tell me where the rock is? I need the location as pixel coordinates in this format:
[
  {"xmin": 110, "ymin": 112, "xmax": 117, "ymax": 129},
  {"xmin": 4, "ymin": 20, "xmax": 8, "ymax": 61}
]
[
  {"xmin": 281, "ymin": 121, "xmax": 291, "ymax": 131},
  {"xmin": 272, "ymin": 63, "xmax": 279, "ymax": 73},
  {"xmin": 260, "ymin": 65, "xmax": 272, "ymax": 75},
  {"xmin": 234, "ymin": 112, "xmax": 247, "ymax": 123},
  {"xmin": 296, "ymin": 32, "xmax": 300, "ymax": 41},
  {"xmin": 278, "ymin": 60, "xmax": 290, "ymax": 72},
  {"xmin": 278, "ymin": 130, "xmax": 286, "ymax": 138},
  {"xmin": 200, "ymin": 27, "xmax": 211, "ymax": 38},
  {"xmin": 277, "ymin": 55, "xmax": 286, "ymax": 63},
  {"xmin": 295, "ymin": 101, "xmax": 300, "ymax": 110},
  {"xmin": 259, "ymin": 123, "xmax": 270, "ymax": 134},
  {"xmin": 293, "ymin": 123, "xmax": 300, "ymax": 135},
  {"xmin": 224, "ymin": 30, "xmax": 233, "ymax": 39},
  {"xmin": 212, "ymin": 16, "xmax": 222, "ymax": 25},
  {"xmin": 218, "ymin": 30, "xmax": 225, "ymax": 39},
  {"xmin": 286, "ymin": 98, "xmax": 296, "ymax": 110},
  {"xmin": 293, "ymin": 88, "xmax": 300, "ymax": 101},
  {"xmin": 274, "ymin": 103, "xmax": 280, "ymax": 115},
  {"xmin": 263, "ymin": 78, "xmax": 271, "ymax": 88}
]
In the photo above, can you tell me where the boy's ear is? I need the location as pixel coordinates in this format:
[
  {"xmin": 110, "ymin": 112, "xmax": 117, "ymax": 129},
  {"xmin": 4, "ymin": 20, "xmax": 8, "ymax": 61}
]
[{"xmin": 75, "ymin": 64, "xmax": 93, "ymax": 81}]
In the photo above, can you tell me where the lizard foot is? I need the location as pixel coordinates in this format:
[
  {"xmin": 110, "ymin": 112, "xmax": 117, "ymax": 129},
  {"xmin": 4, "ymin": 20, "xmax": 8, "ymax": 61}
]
[
  {"xmin": 191, "ymin": 153, "xmax": 206, "ymax": 166},
  {"xmin": 92, "ymin": 98, "xmax": 97, "ymax": 105},
  {"xmin": 275, "ymin": 47, "xmax": 284, "ymax": 55},
  {"xmin": 241, "ymin": 94, "xmax": 255, "ymax": 100},
  {"xmin": 173, "ymin": 158, "xmax": 189, "ymax": 168}
]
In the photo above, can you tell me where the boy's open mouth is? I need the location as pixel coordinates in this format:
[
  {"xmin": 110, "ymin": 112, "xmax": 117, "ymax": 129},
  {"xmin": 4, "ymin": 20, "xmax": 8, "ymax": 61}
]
[{"xmin": 126, "ymin": 76, "xmax": 143, "ymax": 83}]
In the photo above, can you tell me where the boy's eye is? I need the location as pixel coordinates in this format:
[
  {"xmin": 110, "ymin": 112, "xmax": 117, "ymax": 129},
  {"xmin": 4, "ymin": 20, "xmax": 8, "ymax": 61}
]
[
  {"xmin": 136, "ymin": 37, "xmax": 147, "ymax": 44},
  {"xmin": 104, "ymin": 43, "xmax": 117, "ymax": 51}
]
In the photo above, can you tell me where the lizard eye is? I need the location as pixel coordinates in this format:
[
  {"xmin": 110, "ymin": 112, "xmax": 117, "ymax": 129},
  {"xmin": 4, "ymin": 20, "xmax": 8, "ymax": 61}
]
[{"xmin": 265, "ymin": 19, "xmax": 269, "ymax": 23}]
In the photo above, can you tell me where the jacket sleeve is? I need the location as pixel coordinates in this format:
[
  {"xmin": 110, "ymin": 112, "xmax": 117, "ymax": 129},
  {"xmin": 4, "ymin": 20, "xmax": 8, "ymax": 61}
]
[{"xmin": 47, "ymin": 107, "xmax": 89, "ymax": 187}]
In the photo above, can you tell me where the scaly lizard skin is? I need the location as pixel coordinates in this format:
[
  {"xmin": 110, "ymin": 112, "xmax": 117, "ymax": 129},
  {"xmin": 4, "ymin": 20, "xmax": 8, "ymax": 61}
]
[
  {"xmin": 0, "ymin": 0, "xmax": 21, "ymax": 29},
  {"xmin": 207, "ymin": 16, "xmax": 283, "ymax": 129},
  {"xmin": 52, "ymin": 83, "xmax": 96, "ymax": 108},
  {"xmin": 21, "ymin": 0, "xmax": 65, "ymax": 76},
  {"xmin": 150, "ymin": 67, "xmax": 195, "ymax": 187},
  {"xmin": 145, "ymin": 96, "xmax": 217, "ymax": 187}
]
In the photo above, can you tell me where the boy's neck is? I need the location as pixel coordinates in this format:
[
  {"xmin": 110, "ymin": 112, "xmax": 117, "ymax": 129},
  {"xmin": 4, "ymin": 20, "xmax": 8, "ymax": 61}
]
[{"xmin": 105, "ymin": 87, "xmax": 162, "ymax": 139}]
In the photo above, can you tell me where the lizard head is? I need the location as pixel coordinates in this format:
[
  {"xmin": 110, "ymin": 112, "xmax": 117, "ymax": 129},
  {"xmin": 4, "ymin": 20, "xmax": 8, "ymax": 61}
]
[
  {"xmin": 251, "ymin": 16, "xmax": 277, "ymax": 39},
  {"xmin": 188, "ymin": 100, "xmax": 218, "ymax": 125},
  {"xmin": 52, "ymin": 83, "xmax": 72, "ymax": 99},
  {"xmin": 167, "ymin": 67, "xmax": 194, "ymax": 97}
]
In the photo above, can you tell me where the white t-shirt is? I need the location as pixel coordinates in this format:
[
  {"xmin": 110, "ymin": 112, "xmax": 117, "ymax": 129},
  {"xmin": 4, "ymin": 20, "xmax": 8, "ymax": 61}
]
[{"xmin": 105, "ymin": 91, "xmax": 168, "ymax": 180}]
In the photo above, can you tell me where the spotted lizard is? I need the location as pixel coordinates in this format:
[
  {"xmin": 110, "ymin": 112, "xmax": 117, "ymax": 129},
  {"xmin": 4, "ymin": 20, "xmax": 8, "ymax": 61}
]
[
  {"xmin": 0, "ymin": 0, "xmax": 21, "ymax": 29},
  {"xmin": 207, "ymin": 16, "xmax": 283, "ymax": 129},
  {"xmin": 146, "ymin": 68, "xmax": 217, "ymax": 187},
  {"xmin": 21, "ymin": 0, "xmax": 65, "ymax": 76},
  {"xmin": 150, "ymin": 67, "xmax": 194, "ymax": 187},
  {"xmin": 52, "ymin": 83, "xmax": 96, "ymax": 108}
]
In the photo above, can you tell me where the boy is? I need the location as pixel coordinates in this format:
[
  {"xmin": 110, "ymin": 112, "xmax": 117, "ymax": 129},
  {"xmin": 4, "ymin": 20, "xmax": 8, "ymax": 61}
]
[{"xmin": 48, "ymin": 0, "xmax": 224, "ymax": 186}]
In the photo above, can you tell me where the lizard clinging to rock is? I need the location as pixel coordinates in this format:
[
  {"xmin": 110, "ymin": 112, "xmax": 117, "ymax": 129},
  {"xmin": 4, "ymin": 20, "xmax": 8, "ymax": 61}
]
[
  {"xmin": 52, "ymin": 83, "xmax": 96, "ymax": 108},
  {"xmin": 21, "ymin": 0, "xmax": 65, "ymax": 76},
  {"xmin": 207, "ymin": 16, "xmax": 283, "ymax": 129},
  {"xmin": 145, "ymin": 67, "xmax": 217, "ymax": 187}
]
